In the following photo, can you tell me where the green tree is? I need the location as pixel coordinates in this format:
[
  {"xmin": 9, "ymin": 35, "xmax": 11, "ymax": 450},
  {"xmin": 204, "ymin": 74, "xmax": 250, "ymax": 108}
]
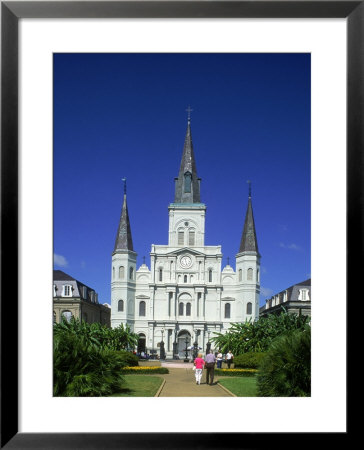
[
  {"xmin": 210, "ymin": 310, "xmax": 309, "ymax": 355},
  {"xmin": 256, "ymin": 325, "xmax": 311, "ymax": 397}
]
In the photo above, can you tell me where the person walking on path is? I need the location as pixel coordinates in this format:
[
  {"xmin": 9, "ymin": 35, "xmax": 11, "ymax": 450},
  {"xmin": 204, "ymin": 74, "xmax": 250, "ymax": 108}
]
[
  {"xmin": 226, "ymin": 350, "xmax": 234, "ymax": 369},
  {"xmin": 216, "ymin": 351, "xmax": 223, "ymax": 369},
  {"xmin": 194, "ymin": 353, "xmax": 205, "ymax": 385},
  {"xmin": 205, "ymin": 350, "xmax": 216, "ymax": 385}
]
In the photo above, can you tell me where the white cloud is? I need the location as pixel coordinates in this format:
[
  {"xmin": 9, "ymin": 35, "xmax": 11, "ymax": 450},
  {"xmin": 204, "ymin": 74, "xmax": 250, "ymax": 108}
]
[
  {"xmin": 260, "ymin": 286, "xmax": 274, "ymax": 298},
  {"xmin": 279, "ymin": 242, "xmax": 302, "ymax": 251},
  {"xmin": 54, "ymin": 253, "xmax": 68, "ymax": 267}
]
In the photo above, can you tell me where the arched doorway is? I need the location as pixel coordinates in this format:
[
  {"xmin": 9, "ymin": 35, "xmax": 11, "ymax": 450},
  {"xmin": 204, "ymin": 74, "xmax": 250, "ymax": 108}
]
[
  {"xmin": 177, "ymin": 330, "xmax": 191, "ymax": 358},
  {"xmin": 137, "ymin": 333, "xmax": 146, "ymax": 354}
]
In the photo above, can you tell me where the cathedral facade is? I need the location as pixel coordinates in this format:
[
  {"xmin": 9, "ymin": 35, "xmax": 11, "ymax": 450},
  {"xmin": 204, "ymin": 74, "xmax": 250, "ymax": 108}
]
[{"xmin": 111, "ymin": 118, "xmax": 261, "ymax": 358}]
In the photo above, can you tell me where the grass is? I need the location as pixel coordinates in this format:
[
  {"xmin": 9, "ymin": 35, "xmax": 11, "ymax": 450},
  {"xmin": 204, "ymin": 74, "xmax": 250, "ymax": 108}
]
[
  {"xmin": 218, "ymin": 376, "xmax": 258, "ymax": 397},
  {"xmin": 110, "ymin": 375, "xmax": 164, "ymax": 397}
]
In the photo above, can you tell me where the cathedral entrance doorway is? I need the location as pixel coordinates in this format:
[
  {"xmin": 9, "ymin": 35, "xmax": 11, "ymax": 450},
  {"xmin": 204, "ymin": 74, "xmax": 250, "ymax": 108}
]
[
  {"xmin": 137, "ymin": 333, "xmax": 146, "ymax": 354},
  {"xmin": 177, "ymin": 330, "xmax": 191, "ymax": 359}
]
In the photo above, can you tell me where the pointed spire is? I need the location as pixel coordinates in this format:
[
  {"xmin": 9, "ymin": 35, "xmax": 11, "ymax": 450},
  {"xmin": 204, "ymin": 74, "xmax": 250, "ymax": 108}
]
[
  {"xmin": 174, "ymin": 110, "xmax": 201, "ymax": 203},
  {"xmin": 239, "ymin": 182, "xmax": 259, "ymax": 253},
  {"xmin": 113, "ymin": 179, "xmax": 134, "ymax": 252}
]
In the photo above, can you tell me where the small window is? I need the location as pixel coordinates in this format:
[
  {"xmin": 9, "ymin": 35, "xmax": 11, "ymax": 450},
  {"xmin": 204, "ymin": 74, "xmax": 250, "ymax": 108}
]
[
  {"xmin": 238, "ymin": 269, "xmax": 242, "ymax": 282},
  {"xmin": 178, "ymin": 231, "xmax": 184, "ymax": 246},
  {"xmin": 159, "ymin": 268, "xmax": 163, "ymax": 282},
  {"xmin": 139, "ymin": 301, "xmax": 146, "ymax": 316},
  {"xmin": 257, "ymin": 269, "xmax": 260, "ymax": 283},
  {"xmin": 53, "ymin": 285, "xmax": 57, "ymax": 297},
  {"xmin": 247, "ymin": 268, "xmax": 253, "ymax": 280},
  {"xmin": 208, "ymin": 269, "xmax": 212, "ymax": 283},
  {"xmin": 83, "ymin": 286, "xmax": 87, "ymax": 299},
  {"xmin": 179, "ymin": 302, "xmax": 184, "ymax": 315},
  {"xmin": 246, "ymin": 302, "xmax": 252, "ymax": 315},
  {"xmin": 119, "ymin": 266, "xmax": 125, "ymax": 279},
  {"xmin": 82, "ymin": 312, "xmax": 88, "ymax": 322},
  {"xmin": 129, "ymin": 267, "xmax": 134, "ymax": 280},
  {"xmin": 112, "ymin": 267, "xmax": 115, "ymax": 279},
  {"xmin": 184, "ymin": 171, "xmax": 192, "ymax": 193},
  {"xmin": 186, "ymin": 302, "xmax": 191, "ymax": 316},
  {"xmin": 63, "ymin": 285, "xmax": 72, "ymax": 297},
  {"xmin": 184, "ymin": 275, "xmax": 188, "ymax": 283},
  {"xmin": 188, "ymin": 231, "xmax": 195, "ymax": 246},
  {"xmin": 224, "ymin": 303, "xmax": 231, "ymax": 319},
  {"xmin": 53, "ymin": 311, "xmax": 56, "ymax": 323},
  {"xmin": 118, "ymin": 299, "xmax": 124, "ymax": 312}
]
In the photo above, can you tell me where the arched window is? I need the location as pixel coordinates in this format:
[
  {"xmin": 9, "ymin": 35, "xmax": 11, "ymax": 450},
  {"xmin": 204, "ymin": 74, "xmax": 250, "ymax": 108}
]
[
  {"xmin": 112, "ymin": 267, "xmax": 115, "ymax": 279},
  {"xmin": 188, "ymin": 229, "xmax": 195, "ymax": 246},
  {"xmin": 118, "ymin": 299, "xmax": 124, "ymax": 312},
  {"xmin": 186, "ymin": 302, "xmax": 191, "ymax": 316},
  {"xmin": 238, "ymin": 269, "xmax": 242, "ymax": 281},
  {"xmin": 247, "ymin": 268, "xmax": 253, "ymax": 280},
  {"xmin": 208, "ymin": 269, "xmax": 212, "ymax": 283},
  {"xmin": 119, "ymin": 266, "xmax": 125, "ymax": 279},
  {"xmin": 159, "ymin": 268, "xmax": 163, "ymax": 282},
  {"xmin": 61, "ymin": 310, "xmax": 73, "ymax": 322},
  {"xmin": 224, "ymin": 303, "xmax": 231, "ymax": 319},
  {"xmin": 184, "ymin": 275, "xmax": 188, "ymax": 283},
  {"xmin": 139, "ymin": 301, "xmax": 146, "ymax": 316},
  {"xmin": 246, "ymin": 302, "xmax": 252, "ymax": 315},
  {"xmin": 129, "ymin": 267, "xmax": 134, "ymax": 280},
  {"xmin": 184, "ymin": 171, "xmax": 192, "ymax": 193},
  {"xmin": 179, "ymin": 302, "xmax": 184, "ymax": 316},
  {"xmin": 178, "ymin": 228, "xmax": 184, "ymax": 246}
]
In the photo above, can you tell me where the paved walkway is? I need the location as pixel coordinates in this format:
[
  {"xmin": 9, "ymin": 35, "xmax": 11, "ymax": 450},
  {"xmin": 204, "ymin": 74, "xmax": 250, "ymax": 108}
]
[{"xmin": 157, "ymin": 362, "xmax": 233, "ymax": 397}]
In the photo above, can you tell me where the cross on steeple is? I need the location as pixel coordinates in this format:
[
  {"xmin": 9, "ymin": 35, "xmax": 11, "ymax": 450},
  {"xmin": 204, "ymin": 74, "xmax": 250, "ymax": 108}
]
[
  {"xmin": 247, "ymin": 180, "xmax": 252, "ymax": 198},
  {"xmin": 186, "ymin": 105, "xmax": 193, "ymax": 122},
  {"xmin": 122, "ymin": 177, "xmax": 127, "ymax": 195}
]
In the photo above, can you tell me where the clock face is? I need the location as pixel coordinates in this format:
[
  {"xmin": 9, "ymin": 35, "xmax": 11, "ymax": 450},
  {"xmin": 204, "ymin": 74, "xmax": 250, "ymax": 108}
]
[{"xmin": 180, "ymin": 255, "xmax": 192, "ymax": 269}]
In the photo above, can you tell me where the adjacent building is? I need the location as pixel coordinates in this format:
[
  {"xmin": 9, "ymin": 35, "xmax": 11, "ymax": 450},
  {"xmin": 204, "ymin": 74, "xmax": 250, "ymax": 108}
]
[
  {"xmin": 259, "ymin": 278, "xmax": 311, "ymax": 318},
  {"xmin": 53, "ymin": 270, "xmax": 111, "ymax": 326},
  {"xmin": 111, "ymin": 117, "xmax": 261, "ymax": 358}
]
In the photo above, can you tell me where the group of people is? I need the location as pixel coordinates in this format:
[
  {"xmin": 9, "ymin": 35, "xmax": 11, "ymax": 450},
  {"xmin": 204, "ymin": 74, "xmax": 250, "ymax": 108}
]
[{"xmin": 193, "ymin": 350, "xmax": 234, "ymax": 385}]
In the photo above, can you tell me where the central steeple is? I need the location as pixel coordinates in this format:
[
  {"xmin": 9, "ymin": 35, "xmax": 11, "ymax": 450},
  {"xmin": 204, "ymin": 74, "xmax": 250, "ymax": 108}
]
[{"xmin": 174, "ymin": 114, "xmax": 201, "ymax": 204}]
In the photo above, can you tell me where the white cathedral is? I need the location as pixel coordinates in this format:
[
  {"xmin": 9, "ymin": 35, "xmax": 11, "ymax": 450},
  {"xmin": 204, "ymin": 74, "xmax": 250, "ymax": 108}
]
[{"xmin": 111, "ymin": 117, "xmax": 261, "ymax": 358}]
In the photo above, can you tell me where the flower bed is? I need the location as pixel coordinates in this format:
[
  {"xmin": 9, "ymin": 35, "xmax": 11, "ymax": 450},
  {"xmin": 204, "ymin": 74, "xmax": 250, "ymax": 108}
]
[
  {"xmin": 215, "ymin": 368, "xmax": 257, "ymax": 377},
  {"xmin": 121, "ymin": 366, "xmax": 169, "ymax": 374}
]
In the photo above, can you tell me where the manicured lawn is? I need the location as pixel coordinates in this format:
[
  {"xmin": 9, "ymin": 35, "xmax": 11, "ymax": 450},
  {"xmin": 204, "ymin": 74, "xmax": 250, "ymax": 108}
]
[
  {"xmin": 218, "ymin": 376, "xmax": 258, "ymax": 397},
  {"xmin": 110, "ymin": 375, "xmax": 164, "ymax": 397}
]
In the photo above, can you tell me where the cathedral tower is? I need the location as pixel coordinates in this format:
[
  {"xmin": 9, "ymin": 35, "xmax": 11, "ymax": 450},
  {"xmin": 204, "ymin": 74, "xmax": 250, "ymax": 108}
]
[
  {"xmin": 235, "ymin": 183, "xmax": 261, "ymax": 320},
  {"xmin": 111, "ymin": 180, "xmax": 137, "ymax": 328},
  {"xmin": 168, "ymin": 116, "xmax": 206, "ymax": 248}
]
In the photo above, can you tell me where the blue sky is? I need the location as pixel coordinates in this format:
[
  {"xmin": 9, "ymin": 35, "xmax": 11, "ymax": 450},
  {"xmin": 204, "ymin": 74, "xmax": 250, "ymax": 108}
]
[{"xmin": 54, "ymin": 53, "xmax": 311, "ymax": 306}]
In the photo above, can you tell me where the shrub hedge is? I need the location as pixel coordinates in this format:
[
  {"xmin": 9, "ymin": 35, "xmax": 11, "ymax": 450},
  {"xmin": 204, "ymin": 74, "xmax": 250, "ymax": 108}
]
[
  {"xmin": 117, "ymin": 351, "xmax": 139, "ymax": 367},
  {"xmin": 121, "ymin": 366, "xmax": 169, "ymax": 374},
  {"xmin": 214, "ymin": 368, "xmax": 257, "ymax": 377},
  {"xmin": 233, "ymin": 352, "xmax": 267, "ymax": 369}
]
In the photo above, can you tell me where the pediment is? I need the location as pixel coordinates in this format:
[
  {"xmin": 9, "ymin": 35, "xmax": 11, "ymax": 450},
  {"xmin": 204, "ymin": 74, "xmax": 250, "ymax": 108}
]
[{"xmin": 165, "ymin": 247, "xmax": 206, "ymax": 257}]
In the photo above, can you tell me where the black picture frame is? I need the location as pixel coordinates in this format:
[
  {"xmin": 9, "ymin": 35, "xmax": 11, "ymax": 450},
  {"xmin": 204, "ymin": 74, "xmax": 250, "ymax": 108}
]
[{"xmin": 1, "ymin": 1, "xmax": 355, "ymax": 448}]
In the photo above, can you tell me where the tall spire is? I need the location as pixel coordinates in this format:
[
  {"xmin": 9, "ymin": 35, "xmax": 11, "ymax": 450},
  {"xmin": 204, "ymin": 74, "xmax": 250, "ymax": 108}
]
[
  {"xmin": 239, "ymin": 182, "xmax": 259, "ymax": 253},
  {"xmin": 113, "ymin": 179, "xmax": 134, "ymax": 252},
  {"xmin": 174, "ymin": 111, "xmax": 201, "ymax": 203}
]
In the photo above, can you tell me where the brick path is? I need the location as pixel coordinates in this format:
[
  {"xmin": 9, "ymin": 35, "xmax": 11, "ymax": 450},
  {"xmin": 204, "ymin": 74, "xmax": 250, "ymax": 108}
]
[{"xmin": 156, "ymin": 362, "xmax": 233, "ymax": 397}]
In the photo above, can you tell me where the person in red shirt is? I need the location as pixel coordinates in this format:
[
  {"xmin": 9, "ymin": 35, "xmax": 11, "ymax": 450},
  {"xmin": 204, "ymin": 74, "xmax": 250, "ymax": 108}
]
[{"xmin": 194, "ymin": 353, "xmax": 205, "ymax": 385}]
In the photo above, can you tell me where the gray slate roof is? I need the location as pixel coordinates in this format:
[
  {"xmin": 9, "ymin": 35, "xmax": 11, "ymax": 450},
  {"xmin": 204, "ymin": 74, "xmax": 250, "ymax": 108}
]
[
  {"xmin": 174, "ymin": 119, "xmax": 201, "ymax": 203},
  {"xmin": 113, "ymin": 194, "xmax": 134, "ymax": 252},
  {"xmin": 239, "ymin": 196, "xmax": 259, "ymax": 253}
]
